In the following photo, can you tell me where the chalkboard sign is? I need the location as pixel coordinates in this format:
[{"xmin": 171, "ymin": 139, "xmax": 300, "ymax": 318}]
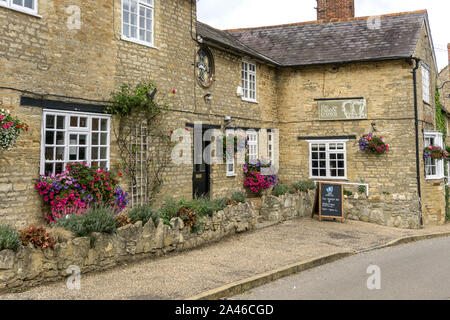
[{"xmin": 312, "ymin": 182, "xmax": 345, "ymax": 222}]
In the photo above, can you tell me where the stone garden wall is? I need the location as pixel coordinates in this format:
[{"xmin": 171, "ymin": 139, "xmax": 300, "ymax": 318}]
[
  {"xmin": 0, "ymin": 202, "xmax": 257, "ymax": 293},
  {"xmin": 260, "ymin": 190, "xmax": 421, "ymax": 229}
]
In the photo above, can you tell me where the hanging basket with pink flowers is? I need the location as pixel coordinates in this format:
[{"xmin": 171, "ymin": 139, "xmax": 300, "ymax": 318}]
[
  {"xmin": 358, "ymin": 133, "xmax": 389, "ymax": 154},
  {"xmin": 424, "ymin": 146, "xmax": 448, "ymax": 160}
]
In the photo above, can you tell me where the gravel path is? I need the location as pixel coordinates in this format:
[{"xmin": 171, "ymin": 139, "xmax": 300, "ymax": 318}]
[{"xmin": 1, "ymin": 218, "xmax": 450, "ymax": 300}]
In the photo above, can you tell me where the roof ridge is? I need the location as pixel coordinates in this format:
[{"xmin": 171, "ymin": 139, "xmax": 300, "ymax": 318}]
[
  {"xmin": 225, "ymin": 9, "xmax": 427, "ymax": 32},
  {"xmin": 197, "ymin": 21, "xmax": 281, "ymax": 65}
]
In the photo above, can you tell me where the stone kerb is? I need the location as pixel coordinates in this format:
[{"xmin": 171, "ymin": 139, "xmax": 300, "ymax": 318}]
[{"xmin": 0, "ymin": 202, "xmax": 258, "ymax": 293}]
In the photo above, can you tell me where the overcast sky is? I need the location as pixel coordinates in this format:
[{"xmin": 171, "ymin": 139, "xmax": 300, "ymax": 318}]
[{"xmin": 197, "ymin": 0, "xmax": 450, "ymax": 71}]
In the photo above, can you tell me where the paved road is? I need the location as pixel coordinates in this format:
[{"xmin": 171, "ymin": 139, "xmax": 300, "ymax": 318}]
[{"xmin": 234, "ymin": 237, "xmax": 450, "ymax": 300}]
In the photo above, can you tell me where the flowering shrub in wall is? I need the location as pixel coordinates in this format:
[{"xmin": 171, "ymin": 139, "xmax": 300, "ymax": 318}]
[
  {"xmin": 243, "ymin": 160, "xmax": 277, "ymax": 194},
  {"xmin": 35, "ymin": 163, "xmax": 129, "ymax": 223},
  {"xmin": 0, "ymin": 109, "xmax": 29, "ymax": 151},
  {"xmin": 424, "ymin": 146, "xmax": 449, "ymax": 160},
  {"xmin": 358, "ymin": 133, "xmax": 389, "ymax": 154}
]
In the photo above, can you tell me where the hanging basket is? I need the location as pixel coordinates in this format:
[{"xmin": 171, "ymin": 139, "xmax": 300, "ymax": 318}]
[{"xmin": 430, "ymin": 152, "xmax": 444, "ymax": 160}]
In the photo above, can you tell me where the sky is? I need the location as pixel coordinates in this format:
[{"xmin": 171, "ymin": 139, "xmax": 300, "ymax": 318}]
[{"xmin": 197, "ymin": 0, "xmax": 450, "ymax": 72}]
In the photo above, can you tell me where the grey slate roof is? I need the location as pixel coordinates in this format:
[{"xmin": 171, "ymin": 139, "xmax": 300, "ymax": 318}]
[
  {"xmin": 198, "ymin": 11, "xmax": 428, "ymax": 67},
  {"xmin": 196, "ymin": 22, "xmax": 280, "ymax": 65}
]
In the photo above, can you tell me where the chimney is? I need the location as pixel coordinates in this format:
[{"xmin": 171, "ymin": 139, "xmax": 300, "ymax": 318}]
[{"xmin": 317, "ymin": 0, "xmax": 355, "ymax": 21}]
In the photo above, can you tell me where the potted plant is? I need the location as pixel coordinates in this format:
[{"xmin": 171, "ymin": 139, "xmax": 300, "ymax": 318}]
[
  {"xmin": 358, "ymin": 133, "xmax": 389, "ymax": 154},
  {"xmin": 424, "ymin": 146, "xmax": 449, "ymax": 160},
  {"xmin": 0, "ymin": 109, "xmax": 29, "ymax": 151}
]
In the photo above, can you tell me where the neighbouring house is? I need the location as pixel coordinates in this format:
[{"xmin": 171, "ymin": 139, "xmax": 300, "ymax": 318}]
[
  {"xmin": 0, "ymin": 0, "xmax": 444, "ymax": 229},
  {"xmin": 438, "ymin": 45, "xmax": 450, "ymax": 147}
]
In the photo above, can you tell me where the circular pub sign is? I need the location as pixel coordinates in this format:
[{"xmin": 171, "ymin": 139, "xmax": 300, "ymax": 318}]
[{"xmin": 195, "ymin": 46, "xmax": 215, "ymax": 88}]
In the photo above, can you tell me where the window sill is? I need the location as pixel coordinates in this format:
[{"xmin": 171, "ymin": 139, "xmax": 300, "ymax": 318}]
[
  {"xmin": 310, "ymin": 177, "xmax": 349, "ymax": 181},
  {"xmin": 241, "ymin": 98, "xmax": 259, "ymax": 104},
  {"xmin": 0, "ymin": 4, "xmax": 42, "ymax": 18},
  {"xmin": 226, "ymin": 173, "xmax": 237, "ymax": 178},
  {"xmin": 120, "ymin": 36, "xmax": 158, "ymax": 50},
  {"xmin": 425, "ymin": 176, "xmax": 445, "ymax": 181}
]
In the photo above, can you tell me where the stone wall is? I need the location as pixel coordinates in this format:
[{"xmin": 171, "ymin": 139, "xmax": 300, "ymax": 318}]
[
  {"xmin": 259, "ymin": 190, "xmax": 421, "ymax": 229},
  {"xmin": 344, "ymin": 194, "xmax": 421, "ymax": 229},
  {"xmin": 0, "ymin": 201, "xmax": 257, "ymax": 293},
  {"xmin": 260, "ymin": 191, "xmax": 316, "ymax": 222}
]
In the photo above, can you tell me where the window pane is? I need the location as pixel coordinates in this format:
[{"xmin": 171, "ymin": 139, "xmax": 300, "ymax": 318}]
[
  {"xmin": 45, "ymin": 147, "xmax": 54, "ymax": 161},
  {"xmin": 45, "ymin": 163, "xmax": 54, "ymax": 176},
  {"xmin": 101, "ymin": 119, "xmax": 108, "ymax": 131},
  {"xmin": 92, "ymin": 133, "xmax": 99, "ymax": 145},
  {"xmin": 70, "ymin": 116, "xmax": 78, "ymax": 127},
  {"xmin": 45, "ymin": 131, "xmax": 54, "ymax": 145},
  {"xmin": 57, "ymin": 116, "xmax": 65, "ymax": 129},
  {"xmin": 92, "ymin": 147, "xmax": 99, "ymax": 160},
  {"xmin": 100, "ymin": 133, "xmax": 108, "ymax": 145},
  {"xmin": 70, "ymin": 135, "xmax": 77, "ymax": 145},
  {"xmin": 80, "ymin": 117, "xmax": 87, "ymax": 128},
  {"xmin": 56, "ymin": 132, "xmax": 65, "ymax": 145},
  {"xmin": 56, "ymin": 147, "xmax": 64, "ymax": 161},
  {"xmin": 46, "ymin": 115, "xmax": 55, "ymax": 129},
  {"xmin": 55, "ymin": 163, "xmax": 64, "ymax": 175}
]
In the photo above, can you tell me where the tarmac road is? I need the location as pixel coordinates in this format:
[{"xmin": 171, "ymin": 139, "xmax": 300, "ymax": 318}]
[{"xmin": 234, "ymin": 236, "xmax": 450, "ymax": 300}]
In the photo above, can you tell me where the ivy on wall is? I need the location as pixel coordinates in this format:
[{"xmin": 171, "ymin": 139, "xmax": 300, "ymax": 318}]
[{"xmin": 436, "ymin": 85, "xmax": 447, "ymax": 137}]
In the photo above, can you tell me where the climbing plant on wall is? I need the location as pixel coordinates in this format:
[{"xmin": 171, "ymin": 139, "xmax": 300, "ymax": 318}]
[
  {"xmin": 436, "ymin": 85, "xmax": 447, "ymax": 137},
  {"xmin": 107, "ymin": 81, "xmax": 175, "ymax": 206}
]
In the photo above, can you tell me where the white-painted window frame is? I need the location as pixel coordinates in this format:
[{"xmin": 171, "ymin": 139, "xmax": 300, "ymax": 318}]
[
  {"xmin": 121, "ymin": 0, "xmax": 155, "ymax": 48},
  {"xmin": 422, "ymin": 62, "xmax": 431, "ymax": 105},
  {"xmin": 424, "ymin": 131, "xmax": 444, "ymax": 180},
  {"xmin": 241, "ymin": 60, "xmax": 257, "ymax": 102},
  {"xmin": 225, "ymin": 129, "xmax": 236, "ymax": 177},
  {"xmin": 246, "ymin": 130, "xmax": 258, "ymax": 162},
  {"xmin": 307, "ymin": 140, "xmax": 348, "ymax": 180},
  {"xmin": 0, "ymin": 0, "xmax": 40, "ymax": 17},
  {"xmin": 40, "ymin": 110, "xmax": 111, "ymax": 176}
]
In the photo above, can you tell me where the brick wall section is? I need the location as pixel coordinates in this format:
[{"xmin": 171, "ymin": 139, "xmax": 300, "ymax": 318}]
[{"xmin": 317, "ymin": 0, "xmax": 355, "ymax": 21}]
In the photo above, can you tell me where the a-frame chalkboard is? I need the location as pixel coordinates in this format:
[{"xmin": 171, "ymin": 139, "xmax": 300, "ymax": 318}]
[{"xmin": 312, "ymin": 182, "xmax": 345, "ymax": 223}]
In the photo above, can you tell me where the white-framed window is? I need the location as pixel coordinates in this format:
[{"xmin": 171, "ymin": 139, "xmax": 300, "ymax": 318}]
[
  {"xmin": 225, "ymin": 129, "xmax": 236, "ymax": 177},
  {"xmin": 424, "ymin": 131, "xmax": 444, "ymax": 180},
  {"xmin": 422, "ymin": 63, "xmax": 431, "ymax": 104},
  {"xmin": 242, "ymin": 61, "xmax": 257, "ymax": 102},
  {"xmin": 41, "ymin": 110, "xmax": 111, "ymax": 176},
  {"xmin": 246, "ymin": 130, "xmax": 258, "ymax": 162},
  {"xmin": 0, "ymin": 0, "xmax": 39, "ymax": 16},
  {"xmin": 308, "ymin": 140, "xmax": 348, "ymax": 179},
  {"xmin": 268, "ymin": 130, "xmax": 274, "ymax": 164},
  {"xmin": 122, "ymin": 0, "xmax": 154, "ymax": 47}
]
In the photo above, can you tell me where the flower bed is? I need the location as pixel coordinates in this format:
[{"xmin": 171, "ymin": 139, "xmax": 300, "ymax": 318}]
[
  {"xmin": 0, "ymin": 109, "xmax": 29, "ymax": 151},
  {"xmin": 35, "ymin": 163, "xmax": 129, "ymax": 223},
  {"xmin": 358, "ymin": 133, "xmax": 389, "ymax": 154}
]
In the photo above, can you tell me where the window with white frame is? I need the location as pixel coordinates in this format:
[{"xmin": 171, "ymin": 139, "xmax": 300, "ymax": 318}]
[
  {"xmin": 41, "ymin": 110, "xmax": 110, "ymax": 176},
  {"xmin": 268, "ymin": 130, "xmax": 274, "ymax": 164},
  {"xmin": 246, "ymin": 130, "xmax": 258, "ymax": 162},
  {"xmin": 242, "ymin": 61, "xmax": 257, "ymax": 102},
  {"xmin": 308, "ymin": 140, "xmax": 347, "ymax": 179},
  {"xmin": 122, "ymin": 0, "xmax": 154, "ymax": 46},
  {"xmin": 422, "ymin": 63, "xmax": 431, "ymax": 104},
  {"xmin": 0, "ymin": 0, "xmax": 38, "ymax": 15},
  {"xmin": 225, "ymin": 130, "xmax": 236, "ymax": 176},
  {"xmin": 424, "ymin": 131, "xmax": 444, "ymax": 179}
]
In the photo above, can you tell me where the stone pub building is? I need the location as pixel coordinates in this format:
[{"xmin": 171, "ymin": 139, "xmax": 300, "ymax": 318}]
[{"xmin": 0, "ymin": 0, "xmax": 444, "ymax": 229}]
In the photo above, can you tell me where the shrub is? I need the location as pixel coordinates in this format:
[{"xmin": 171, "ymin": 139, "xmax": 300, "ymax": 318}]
[
  {"xmin": 35, "ymin": 162, "xmax": 129, "ymax": 223},
  {"xmin": 344, "ymin": 189, "xmax": 353, "ymax": 196},
  {"xmin": 115, "ymin": 214, "xmax": 131, "ymax": 228},
  {"xmin": 48, "ymin": 227, "xmax": 75, "ymax": 243},
  {"xmin": 231, "ymin": 191, "xmax": 246, "ymax": 204},
  {"xmin": 272, "ymin": 184, "xmax": 293, "ymax": 197},
  {"xmin": 19, "ymin": 225, "xmax": 56, "ymax": 251},
  {"xmin": 54, "ymin": 206, "xmax": 117, "ymax": 237},
  {"xmin": 127, "ymin": 205, "xmax": 159, "ymax": 226},
  {"xmin": 292, "ymin": 180, "xmax": 316, "ymax": 192},
  {"xmin": 0, "ymin": 225, "xmax": 21, "ymax": 252}
]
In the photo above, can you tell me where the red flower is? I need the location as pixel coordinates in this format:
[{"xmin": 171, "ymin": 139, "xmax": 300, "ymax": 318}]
[{"xmin": 172, "ymin": 89, "xmax": 176, "ymax": 94}]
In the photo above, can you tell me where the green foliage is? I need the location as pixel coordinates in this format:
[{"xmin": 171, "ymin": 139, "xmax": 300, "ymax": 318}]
[
  {"xmin": 344, "ymin": 189, "xmax": 353, "ymax": 196},
  {"xmin": 127, "ymin": 205, "xmax": 159, "ymax": 226},
  {"xmin": 54, "ymin": 206, "xmax": 117, "ymax": 237},
  {"xmin": 436, "ymin": 85, "xmax": 447, "ymax": 137},
  {"xmin": 0, "ymin": 225, "xmax": 21, "ymax": 252},
  {"xmin": 272, "ymin": 184, "xmax": 294, "ymax": 197},
  {"xmin": 292, "ymin": 180, "xmax": 317, "ymax": 192},
  {"xmin": 107, "ymin": 81, "xmax": 166, "ymax": 118},
  {"xmin": 231, "ymin": 191, "xmax": 247, "ymax": 204},
  {"xmin": 358, "ymin": 179, "xmax": 367, "ymax": 194}
]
